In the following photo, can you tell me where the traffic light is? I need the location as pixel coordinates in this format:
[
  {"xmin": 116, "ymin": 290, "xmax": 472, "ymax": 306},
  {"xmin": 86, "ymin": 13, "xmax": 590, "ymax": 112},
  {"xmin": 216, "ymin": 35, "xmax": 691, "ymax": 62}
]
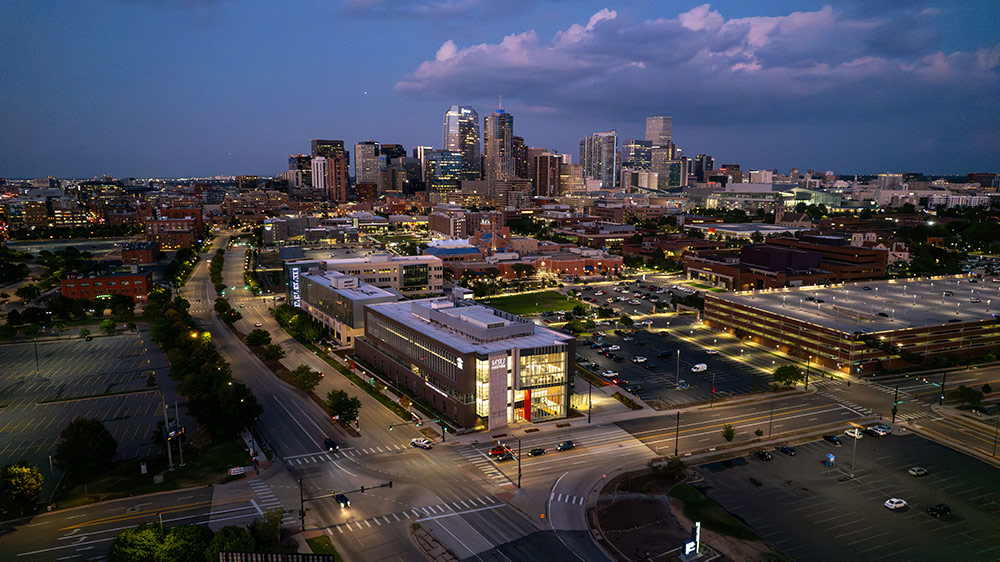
[{"xmin": 353, "ymin": 419, "xmax": 359, "ymax": 428}]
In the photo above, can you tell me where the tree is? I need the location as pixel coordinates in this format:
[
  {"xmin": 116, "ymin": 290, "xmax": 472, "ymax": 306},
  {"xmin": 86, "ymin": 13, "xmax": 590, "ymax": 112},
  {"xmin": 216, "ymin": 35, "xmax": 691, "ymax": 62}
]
[
  {"xmin": 249, "ymin": 508, "xmax": 284, "ymax": 550},
  {"xmin": 291, "ymin": 364, "xmax": 321, "ymax": 392},
  {"xmin": 772, "ymin": 364, "xmax": 805, "ymax": 387},
  {"xmin": 245, "ymin": 329, "xmax": 271, "ymax": 347},
  {"xmin": 721, "ymin": 423, "xmax": 736, "ymax": 442},
  {"xmin": 619, "ymin": 314, "xmax": 634, "ymax": 327},
  {"xmin": 108, "ymin": 523, "xmax": 162, "ymax": 562},
  {"xmin": 949, "ymin": 385, "xmax": 984, "ymax": 407},
  {"xmin": 79, "ymin": 328, "xmax": 90, "ymax": 338},
  {"xmin": 0, "ymin": 462, "xmax": 44, "ymax": 517},
  {"xmin": 399, "ymin": 395, "xmax": 411, "ymax": 411},
  {"xmin": 54, "ymin": 417, "xmax": 118, "ymax": 483},
  {"xmin": 214, "ymin": 298, "xmax": 232, "ymax": 315},
  {"xmin": 664, "ymin": 456, "xmax": 686, "ymax": 478},
  {"xmin": 204, "ymin": 525, "xmax": 254, "ymax": 562},
  {"xmin": 262, "ymin": 343, "xmax": 285, "ymax": 361},
  {"xmin": 159, "ymin": 525, "xmax": 212, "ymax": 562},
  {"xmin": 15, "ymin": 284, "xmax": 40, "ymax": 301},
  {"xmin": 99, "ymin": 318, "xmax": 116, "ymax": 335},
  {"xmin": 327, "ymin": 389, "xmax": 362, "ymax": 422},
  {"xmin": 983, "ymin": 383, "xmax": 993, "ymax": 395},
  {"xmin": 572, "ymin": 304, "xmax": 589, "ymax": 318}
]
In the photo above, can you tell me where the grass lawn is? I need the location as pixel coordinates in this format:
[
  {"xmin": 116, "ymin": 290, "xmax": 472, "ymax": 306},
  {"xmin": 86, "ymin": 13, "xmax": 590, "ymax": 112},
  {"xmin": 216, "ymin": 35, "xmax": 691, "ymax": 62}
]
[
  {"xmin": 482, "ymin": 291, "xmax": 582, "ymax": 316},
  {"xmin": 668, "ymin": 483, "xmax": 760, "ymax": 541},
  {"xmin": 306, "ymin": 536, "xmax": 343, "ymax": 560},
  {"xmin": 56, "ymin": 436, "xmax": 251, "ymax": 509},
  {"xmin": 688, "ymin": 282, "xmax": 726, "ymax": 293}
]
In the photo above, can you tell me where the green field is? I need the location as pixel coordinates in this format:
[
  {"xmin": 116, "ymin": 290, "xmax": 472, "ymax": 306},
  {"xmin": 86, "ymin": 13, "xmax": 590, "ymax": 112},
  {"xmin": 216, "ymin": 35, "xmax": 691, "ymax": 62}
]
[
  {"xmin": 481, "ymin": 291, "xmax": 582, "ymax": 316},
  {"xmin": 668, "ymin": 483, "xmax": 760, "ymax": 540}
]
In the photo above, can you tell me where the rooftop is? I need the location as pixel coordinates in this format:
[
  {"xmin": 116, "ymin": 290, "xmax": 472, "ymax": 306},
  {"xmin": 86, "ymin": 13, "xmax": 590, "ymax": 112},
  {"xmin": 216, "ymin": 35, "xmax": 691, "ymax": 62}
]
[
  {"xmin": 302, "ymin": 271, "xmax": 395, "ymax": 301},
  {"xmin": 709, "ymin": 274, "xmax": 999, "ymax": 334},
  {"xmin": 368, "ymin": 298, "xmax": 573, "ymax": 354}
]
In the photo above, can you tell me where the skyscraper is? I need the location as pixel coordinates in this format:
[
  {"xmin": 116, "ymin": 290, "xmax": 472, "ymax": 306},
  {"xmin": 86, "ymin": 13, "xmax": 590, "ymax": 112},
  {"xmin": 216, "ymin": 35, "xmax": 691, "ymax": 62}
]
[
  {"xmin": 645, "ymin": 116, "xmax": 672, "ymax": 146},
  {"xmin": 512, "ymin": 136, "xmax": 528, "ymax": 179},
  {"xmin": 311, "ymin": 157, "xmax": 327, "ymax": 195},
  {"xmin": 311, "ymin": 140, "xmax": 349, "ymax": 202},
  {"xmin": 532, "ymin": 153, "xmax": 562, "ymax": 197},
  {"xmin": 483, "ymin": 109, "xmax": 514, "ymax": 181},
  {"xmin": 354, "ymin": 141, "xmax": 380, "ymax": 184},
  {"xmin": 443, "ymin": 106, "xmax": 482, "ymax": 181},
  {"xmin": 579, "ymin": 131, "xmax": 618, "ymax": 188},
  {"xmin": 622, "ymin": 139, "xmax": 652, "ymax": 170},
  {"xmin": 288, "ymin": 154, "xmax": 312, "ymax": 187}
]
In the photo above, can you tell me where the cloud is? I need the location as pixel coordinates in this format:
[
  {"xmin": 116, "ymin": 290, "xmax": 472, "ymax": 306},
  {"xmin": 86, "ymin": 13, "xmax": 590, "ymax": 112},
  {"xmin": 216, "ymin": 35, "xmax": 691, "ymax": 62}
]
[{"xmin": 394, "ymin": 3, "xmax": 1000, "ymax": 134}]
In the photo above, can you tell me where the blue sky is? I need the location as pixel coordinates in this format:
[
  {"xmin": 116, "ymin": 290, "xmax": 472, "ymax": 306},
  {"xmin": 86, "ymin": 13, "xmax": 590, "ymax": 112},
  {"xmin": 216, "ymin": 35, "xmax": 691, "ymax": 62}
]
[{"xmin": 1, "ymin": 0, "xmax": 998, "ymax": 178}]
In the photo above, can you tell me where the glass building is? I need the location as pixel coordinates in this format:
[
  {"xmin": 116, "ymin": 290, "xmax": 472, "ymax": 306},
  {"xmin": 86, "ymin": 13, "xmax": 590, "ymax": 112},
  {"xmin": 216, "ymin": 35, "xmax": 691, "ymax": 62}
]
[{"xmin": 443, "ymin": 105, "xmax": 482, "ymax": 181}]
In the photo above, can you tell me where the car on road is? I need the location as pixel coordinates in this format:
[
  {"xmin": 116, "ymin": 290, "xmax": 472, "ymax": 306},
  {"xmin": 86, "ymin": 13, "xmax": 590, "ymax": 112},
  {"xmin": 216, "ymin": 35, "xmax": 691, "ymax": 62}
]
[
  {"xmin": 336, "ymin": 494, "xmax": 351, "ymax": 508},
  {"xmin": 705, "ymin": 349, "xmax": 720, "ymax": 355},
  {"xmin": 609, "ymin": 377, "xmax": 629, "ymax": 386},
  {"xmin": 642, "ymin": 363, "xmax": 657, "ymax": 370},
  {"xmin": 844, "ymin": 428, "xmax": 864, "ymax": 439},
  {"xmin": 623, "ymin": 384, "xmax": 642, "ymax": 394},
  {"xmin": 972, "ymin": 406, "xmax": 994, "ymax": 416},
  {"xmin": 410, "ymin": 438, "xmax": 433, "ymax": 449},
  {"xmin": 822, "ymin": 434, "xmax": 842, "ymax": 446},
  {"xmin": 754, "ymin": 450, "xmax": 773, "ymax": 461},
  {"xmin": 556, "ymin": 440, "xmax": 575, "ymax": 451},
  {"xmin": 527, "ymin": 447, "xmax": 546, "ymax": 457},
  {"xmin": 323, "ymin": 438, "xmax": 340, "ymax": 452},
  {"xmin": 622, "ymin": 336, "xmax": 635, "ymax": 342},
  {"xmin": 254, "ymin": 321, "xmax": 262, "ymax": 327},
  {"xmin": 908, "ymin": 466, "xmax": 928, "ymax": 477},
  {"xmin": 777, "ymin": 446, "xmax": 797, "ymax": 456},
  {"xmin": 488, "ymin": 445, "xmax": 507, "ymax": 457},
  {"xmin": 870, "ymin": 424, "xmax": 892, "ymax": 434},
  {"xmin": 862, "ymin": 286, "xmax": 872, "ymax": 291},
  {"xmin": 926, "ymin": 503, "xmax": 951, "ymax": 518},
  {"xmin": 691, "ymin": 363, "xmax": 708, "ymax": 372},
  {"xmin": 632, "ymin": 356, "xmax": 647, "ymax": 364},
  {"xmin": 884, "ymin": 498, "xmax": 907, "ymax": 510},
  {"xmin": 601, "ymin": 369, "xmax": 619, "ymax": 378},
  {"xmin": 495, "ymin": 452, "xmax": 514, "ymax": 462}
]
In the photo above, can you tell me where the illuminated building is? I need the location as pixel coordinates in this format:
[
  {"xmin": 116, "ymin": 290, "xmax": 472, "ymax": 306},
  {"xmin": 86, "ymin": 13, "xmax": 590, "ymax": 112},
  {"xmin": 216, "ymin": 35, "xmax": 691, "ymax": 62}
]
[{"xmin": 442, "ymin": 105, "xmax": 481, "ymax": 180}]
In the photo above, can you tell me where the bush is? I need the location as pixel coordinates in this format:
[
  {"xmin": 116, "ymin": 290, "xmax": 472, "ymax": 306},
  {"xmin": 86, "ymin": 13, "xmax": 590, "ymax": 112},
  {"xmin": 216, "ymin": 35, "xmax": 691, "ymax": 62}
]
[
  {"xmin": 54, "ymin": 418, "xmax": 118, "ymax": 484},
  {"xmin": 721, "ymin": 423, "xmax": 736, "ymax": 442},
  {"xmin": 245, "ymin": 329, "xmax": 271, "ymax": 347}
]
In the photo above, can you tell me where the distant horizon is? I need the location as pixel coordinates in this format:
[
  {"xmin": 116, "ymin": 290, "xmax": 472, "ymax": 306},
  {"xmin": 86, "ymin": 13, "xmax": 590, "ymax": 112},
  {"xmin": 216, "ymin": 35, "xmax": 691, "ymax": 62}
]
[{"xmin": 2, "ymin": 1, "xmax": 997, "ymax": 177}]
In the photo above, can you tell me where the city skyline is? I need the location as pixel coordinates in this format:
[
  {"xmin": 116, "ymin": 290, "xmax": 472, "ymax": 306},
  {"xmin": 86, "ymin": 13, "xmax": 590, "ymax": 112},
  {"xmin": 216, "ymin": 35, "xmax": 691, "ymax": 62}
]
[{"xmin": 2, "ymin": 1, "xmax": 998, "ymax": 178}]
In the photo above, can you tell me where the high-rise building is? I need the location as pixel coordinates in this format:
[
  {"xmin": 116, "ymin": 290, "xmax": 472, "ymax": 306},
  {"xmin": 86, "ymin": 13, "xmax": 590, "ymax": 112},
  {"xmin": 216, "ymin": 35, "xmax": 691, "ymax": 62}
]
[
  {"xmin": 512, "ymin": 136, "xmax": 528, "ymax": 179},
  {"xmin": 483, "ymin": 109, "xmax": 515, "ymax": 181},
  {"xmin": 413, "ymin": 145, "xmax": 433, "ymax": 183},
  {"xmin": 426, "ymin": 150, "xmax": 463, "ymax": 203},
  {"xmin": 694, "ymin": 154, "xmax": 715, "ymax": 182},
  {"xmin": 443, "ymin": 106, "xmax": 482, "ymax": 181},
  {"xmin": 355, "ymin": 141, "xmax": 380, "ymax": 184},
  {"xmin": 236, "ymin": 175, "xmax": 259, "ymax": 191},
  {"xmin": 380, "ymin": 144, "xmax": 406, "ymax": 161},
  {"xmin": 310, "ymin": 140, "xmax": 350, "ymax": 202},
  {"xmin": 310, "ymin": 157, "xmax": 327, "ymax": 195},
  {"xmin": 532, "ymin": 153, "xmax": 562, "ymax": 197},
  {"xmin": 622, "ymin": 139, "xmax": 652, "ymax": 170},
  {"xmin": 579, "ymin": 131, "xmax": 618, "ymax": 188},
  {"xmin": 645, "ymin": 116, "xmax": 672, "ymax": 146},
  {"xmin": 311, "ymin": 139, "xmax": 346, "ymax": 161}
]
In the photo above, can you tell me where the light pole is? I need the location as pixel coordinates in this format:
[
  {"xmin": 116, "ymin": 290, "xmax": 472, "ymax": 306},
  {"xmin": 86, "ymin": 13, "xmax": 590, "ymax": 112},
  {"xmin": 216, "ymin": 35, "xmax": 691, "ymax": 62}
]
[
  {"xmin": 939, "ymin": 371, "xmax": 947, "ymax": 405},
  {"xmin": 805, "ymin": 355, "xmax": 811, "ymax": 390},
  {"xmin": 675, "ymin": 349, "xmax": 681, "ymax": 389},
  {"xmin": 516, "ymin": 438, "xmax": 522, "ymax": 488},
  {"xmin": 710, "ymin": 370, "xmax": 716, "ymax": 407},
  {"xmin": 850, "ymin": 430, "xmax": 859, "ymax": 478},
  {"xmin": 674, "ymin": 411, "xmax": 680, "ymax": 457},
  {"xmin": 768, "ymin": 400, "xmax": 775, "ymax": 438},
  {"xmin": 588, "ymin": 380, "xmax": 592, "ymax": 424},
  {"xmin": 993, "ymin": 413, "xmax": 999, "ymax": 457}
]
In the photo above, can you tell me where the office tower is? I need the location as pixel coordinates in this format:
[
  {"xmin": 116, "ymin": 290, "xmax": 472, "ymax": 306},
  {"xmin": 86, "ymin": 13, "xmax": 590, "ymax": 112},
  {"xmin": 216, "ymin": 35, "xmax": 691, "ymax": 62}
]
[
  {"xmin": 645, "ymin": 116, "xmax": 672, "ymax": 145},
  {"xmin": 526, "ymin": 146, "xmax": 548, "ymax": 183},
  {"xmin": 532, "ymin": 153, "xmax": 562, "ymax": 197},
  {"xmin": 579, "ymin": 131, "xmax": 618, "ymax": 188},
  {"xmin": 483, "ymin": 108, "xmax": 514, "ymax": 181},
  {"xmin": 355, "ymin": 141, "xmax": 380, "ymax": 184},
  {"xmin": 311, "ymin": 140, "xmax": 350, "ymax": 202},
  {"xmin": 694, "ymin": 154, "xmax": 715, "ymax": 182},
  {"xmin": 443, "ymin": 105, "xmax": 482, "ymax": 180},
  {"xmin": 311, "ymin": 157, "xmax": 327, "ymax": 195},
  {"xmin": 426, "ymin": 150, "xmax": 463, "ymax": 203},
  {"xmin": 622, "ymin": 139, "xmax": 652, "ymax": 170},
  {"xmin": 311, "ymin": 139, "xmax": 346, "ymax": 161},
  {"xmin": 289, "ymin": 154, "xmax": 312, "ymax": 187},
  {"xmin": 380, "ymin": 144, "xmax": 406, "ymax": 161},
  {"xmin": 236, "ymin": 175, "xmax": 259, "ymax": 191},
  {"xmin": 413, "ymin": 145, "xmax": 433, "ymax": 183},
  {"xmin": 512, "ymin": 136, "xmax": 528, "ymax": 179}
]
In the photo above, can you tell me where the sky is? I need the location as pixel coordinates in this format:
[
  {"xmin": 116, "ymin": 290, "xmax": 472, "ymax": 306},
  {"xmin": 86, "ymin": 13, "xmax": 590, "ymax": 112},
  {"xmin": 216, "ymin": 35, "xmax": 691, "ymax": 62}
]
[{"xmin": 1, "ymin": 0, "xmax": 998, "ymax": 179}]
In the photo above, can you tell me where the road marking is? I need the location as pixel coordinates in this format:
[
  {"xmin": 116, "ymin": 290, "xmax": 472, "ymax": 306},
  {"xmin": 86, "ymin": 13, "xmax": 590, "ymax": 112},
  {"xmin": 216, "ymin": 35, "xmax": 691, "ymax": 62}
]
[
  {"xmin": 393, "ymin": 513, "xmax": 400, "ymax": 521},
  {"xmin": 364, "ymin": 519, "xmax": 371, "ymax": 528},
  {"xmin": 374, "ymin": 518, "xmax": 381, "ymax": 526},
  {"xmin": 250, "ymin": 500, "xmax": 263, "ymax": 515},
  {"xmin": 415, "ymin": 503, "xmax": 505, "ymax": 522}
]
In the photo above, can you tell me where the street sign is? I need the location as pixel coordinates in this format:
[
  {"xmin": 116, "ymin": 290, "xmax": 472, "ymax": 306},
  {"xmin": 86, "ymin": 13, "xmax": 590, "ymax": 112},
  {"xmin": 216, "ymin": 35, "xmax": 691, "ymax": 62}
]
[{"xmin": 228, "ymin": 466, "xmax": 245, "ymax": 476}]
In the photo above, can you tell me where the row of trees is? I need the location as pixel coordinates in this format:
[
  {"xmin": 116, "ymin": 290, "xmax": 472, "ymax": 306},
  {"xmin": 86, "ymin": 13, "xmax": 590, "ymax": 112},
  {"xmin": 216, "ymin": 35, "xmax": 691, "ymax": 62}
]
[
  {"xmin": 10, "ymin": 223, "xmax": 144, "ymax": 241},
  {"xmin": 144, "ymin": 291, "xmax": 262, "ymax": 439},
  {"xmin": 213, "ymin": 297, "xmax": 243, "ymax": 325},
  {"xmin": 109, "ymin": 508, "xmax": 283, "ymax": 562},
  {"xmin": 271, "ymin": 304, "xmax": 325, "ymax": 342},
  {"xmin": 162, "ymin": 247, "xmax": 198, "ymax": 286},
  {"xmin": 209, "ymin": 249, "xmax": 225, "ymax": 295}
]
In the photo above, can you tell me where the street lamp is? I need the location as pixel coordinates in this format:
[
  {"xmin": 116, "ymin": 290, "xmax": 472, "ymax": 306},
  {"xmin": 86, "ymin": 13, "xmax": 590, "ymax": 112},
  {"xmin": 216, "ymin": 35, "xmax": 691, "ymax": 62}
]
[{"xmin": 805, "ymin": 355, "xmax": 812, "ymax": 390}]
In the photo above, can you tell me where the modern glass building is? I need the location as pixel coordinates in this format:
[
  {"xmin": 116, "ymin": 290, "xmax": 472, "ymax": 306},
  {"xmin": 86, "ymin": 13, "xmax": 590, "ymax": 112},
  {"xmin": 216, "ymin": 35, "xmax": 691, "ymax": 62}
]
[
  {"xmin": 356, "ymin": 292, "xmax": 575, "ymax": 430},
  {"xmin": 443, "ymin": 105, "xmax": 482, "ymax": 181}
]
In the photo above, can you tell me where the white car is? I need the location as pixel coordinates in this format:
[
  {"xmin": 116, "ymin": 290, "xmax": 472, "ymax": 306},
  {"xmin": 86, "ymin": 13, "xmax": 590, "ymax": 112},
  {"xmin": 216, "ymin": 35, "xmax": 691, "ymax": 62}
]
[
  {"xmin": 691, "ymin": 363, "xmax": 708, "ymax": 373},
  {"xmin": 410, "ymin": 438, "xmax": 433, "ymax": 450},
  {"xmin": 607, "ymin": 345, "xmax": 621, "ymax": 351},
  {"xmin": 254, "ymin": 321, "xmax": 262, "ymax": 327},
  {"xmin": 632, "ymin": 356, "xmax": 647, "ymax": 364},
  {"xmin": 884, "ymin": 498, "xmax": 907, "ymax": 510},
  {"xmin": 600, "ymin": 370, "xmax": 619, "ymax": 378},
  {"xmin": 705, "ymin": 349, "xmax": 720, "ymax": 355},
  {"xmin": 844, "ymin": 428, "xmax": 864, "ymax": 439}
]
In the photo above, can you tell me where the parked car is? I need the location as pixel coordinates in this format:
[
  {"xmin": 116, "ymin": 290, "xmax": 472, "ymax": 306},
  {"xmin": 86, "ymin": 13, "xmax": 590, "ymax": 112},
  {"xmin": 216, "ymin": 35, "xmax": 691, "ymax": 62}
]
[
  {"xmin": 642, "ymin": 363, "xmax": 657, "ymax": 370},
  {"xmin": 884, "ymin": 498, "xmax": 907, "ymax": 510},
  {"xmin": 706, "ymin": 349, "xmax": 720, "ymax": 355},
  {"xmin": 823, "ymin": 434, "xmax": 842, "ymax": 446},
  {"xmin": 323, "ymin": 438, "xmax": 340, "ymax": 452},
  {"xmin": 527, "ymin": 447, "xmax": 546, "ymax": 457},
  {"xmin": 632, "ymin": 356, "xmax": 647, "ymax": 364},
  {"xmin": 926, "ymin": 503, "xmax": 951, "ymax": 517},
  {"xmin": 556, "ymin": 440, "xmax": 575, "ymax": 451},
  {"xmin": 607, "ymin": 345, "xmax": 621, "ymax": 351},
  {"xmin": 777, "ymin": 446, "xmax": 797, "ymax": 456},
  {"xmin": 410, "ymin": 438, "xmax": 433, "ymax": 450},
  {"xmin": 335, "ymin": 494, "xmax": 351, "ymax": 508},
  {"xmin": 871, "ymin": 423, "xmax": 892, "ymax": 434},
  {"xmin": 622, "ymin": 336, "xmax": 635, "ymax": 342},
  {"xmin": 754, "ymin": 450, "xmax": 773, "ymax": 461},
  {"xmin": 657, "ymin": 350, "xmax": 672, "ymax": 358},
  {"xmin": 691, "ymin": 363, "xmax": 708, "ymax": 373},
  {"xmin": 844, "ymin": 428, "xmax": 864, "ymax": 439},
  {"xmin": 600, "ymin": 370, "xmax": 619, "ymax": 378},
  {"xmin": 863, "ymin": 427, "xmax": 883, "ymax": 437},
  {"xmin": 907, "ymin": 466, "xmax": 928, "ymax": 477}
]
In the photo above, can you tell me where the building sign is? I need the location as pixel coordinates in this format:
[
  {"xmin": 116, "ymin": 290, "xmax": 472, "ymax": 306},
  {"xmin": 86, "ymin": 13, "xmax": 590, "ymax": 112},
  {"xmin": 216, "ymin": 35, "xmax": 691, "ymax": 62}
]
[
  {"xmin": 291, "ymin": 267, "xmax": 301, "ymax": 307},
  {"xmin": 488, "ymin": 353, "xmax": 508, "ymax": 430}
]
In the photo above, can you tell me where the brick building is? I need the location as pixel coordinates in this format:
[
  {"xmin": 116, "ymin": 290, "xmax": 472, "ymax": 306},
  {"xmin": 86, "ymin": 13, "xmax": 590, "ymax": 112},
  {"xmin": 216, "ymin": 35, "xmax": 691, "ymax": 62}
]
[{"xmin": 61, "ymin": 271, "xmax": 152, "ymax": 303}]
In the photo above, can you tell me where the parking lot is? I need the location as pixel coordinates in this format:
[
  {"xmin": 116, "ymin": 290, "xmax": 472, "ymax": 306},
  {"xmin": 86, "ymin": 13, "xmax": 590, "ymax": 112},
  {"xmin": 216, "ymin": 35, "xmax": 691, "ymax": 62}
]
[
  {"xmin": 0, "ymin": 332, "xmax": 175, "ymax": 471},
  {"xmin": 695, "ymin": 433, "xmax": 1000, "ymax": 561}
]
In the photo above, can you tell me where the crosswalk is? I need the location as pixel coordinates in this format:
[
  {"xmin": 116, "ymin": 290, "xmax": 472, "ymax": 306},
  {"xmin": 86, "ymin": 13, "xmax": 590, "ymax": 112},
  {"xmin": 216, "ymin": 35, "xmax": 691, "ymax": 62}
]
[
  {"xmin": 894, "ymin": 411, "xmax": 934, "ymax": 421},
  {"xmin": 247, "ymin": 478, "xmax": 295, "ymax": 524},
  {"xmin": 454, "ymin": 444, "xmax": 513, "ymax": 485},
  {"xmin": 284, "ymin": 442, "xmax": 414, "ymax": 466},
  {"xmin": 549, "ymin": 492, "xmax": 586, "ymax": 506},
  {"xmin": 817, "ymin": 391, "xmax": 869, "ymax": 416},
  {"xmin": 323, "ymin": 495, "xmax": 503, "ymax": 535}
]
